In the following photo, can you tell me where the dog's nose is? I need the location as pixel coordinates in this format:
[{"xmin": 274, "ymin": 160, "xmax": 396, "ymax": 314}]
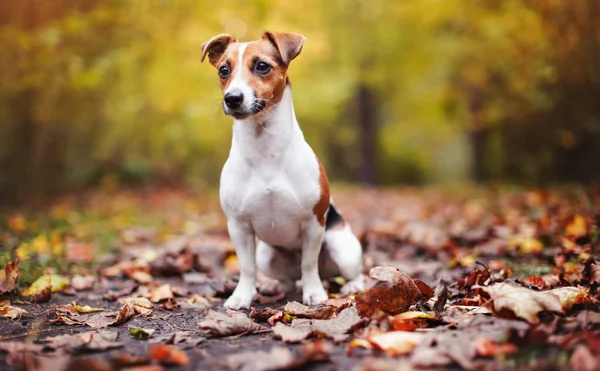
[{"xmin": 224, "ymin": 90, "xmax": 244, "ymax": 109}]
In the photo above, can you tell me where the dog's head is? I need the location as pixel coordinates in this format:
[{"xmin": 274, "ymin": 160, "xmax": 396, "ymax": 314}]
[{"xmin": 201, "ymin": 32, "xmax": 305, "ymax": 120}]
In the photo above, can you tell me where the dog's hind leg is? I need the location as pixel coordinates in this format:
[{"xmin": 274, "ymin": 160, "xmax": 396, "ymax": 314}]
[{"xmin": 256, "ymin": 240, "xmax": 300, "ymax": 293}]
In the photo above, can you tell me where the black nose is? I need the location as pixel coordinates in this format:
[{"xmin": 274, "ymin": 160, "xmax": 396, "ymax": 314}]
[{"xmin": 224, "ymin": 91, "xmax": 244, "ymax": 109}]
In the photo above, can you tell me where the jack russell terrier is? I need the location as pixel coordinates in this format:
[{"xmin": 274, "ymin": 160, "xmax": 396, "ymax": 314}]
[{"xmin": 201, "ymin": 31, "xmax": 364, "ymax": 310}]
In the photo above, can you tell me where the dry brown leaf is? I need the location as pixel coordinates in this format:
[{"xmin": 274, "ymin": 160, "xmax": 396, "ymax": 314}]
[
  {"xmin": 150, "ymin": 331, "xmax": 205, "ymax": 349},
  {"xmin": 0, "ymin": 260, "xmax": 21, "ymax": 294},
  {"xmin": 272, "ymin": 322, "xmax": 313, "ymax": 343},
  {"xmin": 0, "ymin": 299, "xmax": 28, "ymax": 319},
  {"xmin": 356, "ymin": 266, "xmax": 424, "ymax": 317},
  {"xmin": 197, "ymin": 310, "xmax": 266, "ymax": 337},
  {"xmin": 249, "ymin": 306, "xmax": 282, "ymax": 321},
  {"xmin": 149, "ymin": 283, "xmax": 174, "ymax": 303},
  {"xmin": 121, "ymin": 297, "xmax": 154, "ymax": 316},
  {"xmin": 274, "ymin": 307, "xmax": 365, "ymax": 343},
  {"xmin": 284, "ymin": 301, "xmax": 333, "ymax": 319},
  {"xmin": 32, "ymin": 285, "xmax": 52, "ymax": 303},
  {"xmin": 44, "ymin": 330, "xmax": 123, "ymax": 352},
  {"xmin": 149, "ymin": 344, "xmax": 189, "ymax": 366},
  {"xmin": 479, "ymin": 283, "xmax": 564, "ymax": 324}
]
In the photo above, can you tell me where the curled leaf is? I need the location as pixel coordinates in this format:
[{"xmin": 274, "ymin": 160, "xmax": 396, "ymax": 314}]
[
  {"xmin": 356, "ymin": 267, "xmax": 424, "ymax": 317},
  {"xmin": 478, "ymin": 283, "xmax": 563, "ymax": 324},
  {"xmin": 0, "ymin": 260, "xmax": 21, "ymax": 294}
]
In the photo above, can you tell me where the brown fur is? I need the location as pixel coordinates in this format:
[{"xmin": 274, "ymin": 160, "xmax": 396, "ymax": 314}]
[
  {"xmin": 313, "ymin": 159, "xmax": 330, "ymax": 226},
  {"xmin": 201, "ymin": 32, "xmax": 305, "ymax": 113}
]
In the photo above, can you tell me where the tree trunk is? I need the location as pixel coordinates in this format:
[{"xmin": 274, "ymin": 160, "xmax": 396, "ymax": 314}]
[{"xmin": 355, "ymin": 84, "xmax": 378, "ymax": 185}]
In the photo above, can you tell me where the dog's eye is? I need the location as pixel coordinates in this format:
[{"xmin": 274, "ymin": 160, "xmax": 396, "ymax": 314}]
[
  {"xmin": 254, "ymin": 61, "xmax": 272, "ymax": 75},
  {"xmin": 218, "ymin": 65, "xmax": 230, "ymax": 79}
]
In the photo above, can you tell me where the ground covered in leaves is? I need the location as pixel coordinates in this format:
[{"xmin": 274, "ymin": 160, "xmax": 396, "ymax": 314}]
[{"xmin": 1, "ymin": 187, "xmax": 599, "ymax": 371}]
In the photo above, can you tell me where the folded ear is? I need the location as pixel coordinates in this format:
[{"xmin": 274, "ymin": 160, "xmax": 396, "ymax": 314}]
[
  {"xmin": 262, "ymin": 31, "xmax": 306, "ymax": 65},
  {"xmin": 201, "ymin": 34, "xmax": 236, "ymax": 66}
]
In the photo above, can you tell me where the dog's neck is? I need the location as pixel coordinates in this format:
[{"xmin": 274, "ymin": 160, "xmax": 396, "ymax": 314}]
[{"xmin": 231, "ymin": 85, "xmax": 301, "ymax": 163}]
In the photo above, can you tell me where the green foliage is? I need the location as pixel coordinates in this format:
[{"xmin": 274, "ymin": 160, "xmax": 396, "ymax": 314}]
[{"xmin": 0, "ymin": 0, "xmax": 598, "ymax": 201}]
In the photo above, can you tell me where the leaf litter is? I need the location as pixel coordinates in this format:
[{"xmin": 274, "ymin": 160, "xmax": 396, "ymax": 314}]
[{"xmin": 1, "ymin": 187, "xmax": 600, "ymax": 370}]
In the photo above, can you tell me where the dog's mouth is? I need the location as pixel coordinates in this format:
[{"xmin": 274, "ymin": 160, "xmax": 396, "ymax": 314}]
[{"xmin": 226, "ymin": 99, "xmax": 267, "ymax": 120}]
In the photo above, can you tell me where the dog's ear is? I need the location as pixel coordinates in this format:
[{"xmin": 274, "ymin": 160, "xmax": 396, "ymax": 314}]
[
  {"xmin": 262, "ymin": 31, "xmax": 306, "ymax": 65},
  {"xmin": 201, "ymin": 34, "xmax": 236, "ymax": 66}
]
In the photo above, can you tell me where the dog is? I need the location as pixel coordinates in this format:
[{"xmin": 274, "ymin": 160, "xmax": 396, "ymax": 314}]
[{"xmin": 201, "ymin": 31, "xmax": 364, "ymax": 310}]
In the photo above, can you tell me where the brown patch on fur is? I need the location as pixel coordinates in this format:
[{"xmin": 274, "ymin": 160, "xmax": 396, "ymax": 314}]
[
  {"xmin": 201, "ymin": 34, "xmax": 236, "ymax": 66},
  {"xmin": 313, "ymin": 159, "xmax": 330, "ymax": 227},
  {"xmin": 241, "ymin": 39, "xmax": 289, "ymax": 107}
]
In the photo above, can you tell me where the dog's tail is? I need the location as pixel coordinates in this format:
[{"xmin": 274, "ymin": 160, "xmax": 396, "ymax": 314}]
[{"xmin": 321, "ymin": 202, "xmax": 363, "ymax": 288}]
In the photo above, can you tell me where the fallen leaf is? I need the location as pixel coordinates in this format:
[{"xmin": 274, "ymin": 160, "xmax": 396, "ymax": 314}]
[
  {"xmin": 323, "ymin": 297, "xmax": 352, "ymax": 313},
  {"xmin": 284, "ymin": 301, "xmax": 333, "ymax": 319},
  {"xmin": 0, "ymin": 299, "xmax": 28, "ymax": 319},
  {"xmin": 0, "ymin": 260, "xmax": 21, "ymax": 294},
  {"xmin": 121, "ymin": 297, "xmax": 154, "ymax": 316},
  {"xmin": 149, "ymin": 344, "xmax": 189, "ymax": 366},
  {"xmin": 73, "ymin": 301, "xmax": 104, "ymax": 313},
  {"xmin": 70, "ymin": 275, "xmax": 96, "ymax": 291},
  {"xmin": 23, "ymin": 274, "xmax": 69, "ymax": 296},
  {"xmin": 150, "ymin": 331, "xmax": 205, "ymax": 349},
  {"xmin": 478, "ymin": 283, "xmax": 564, "ymax": 324},
  {"xmin": 566, "ymin": 214, "xmax": 588, "ymax": 239},
  {"xmin": 548, "ymin": 286, "xmax": 593, "ymax": 311},
  {"xmin": 44, "ymin": 330, "xmax": 123, "ymax": 352},
  {"xmin": 222, "ymin": 340, "xmax": 332, "ymax": 371},
  {"xmin": 129, "ymin": 271, "xmax": 153, "ymax": 284},
  {"xmin": 367, "ymin": 331, "xmax": 424, "ymax": 356},
  {"xmin": 272, "ymin": 322, "xmax": 313, "ymax": 343},
  {"xmin": 356, "ymin": 266, "xmax": 423, "ymax": 317},
  {"xmin": 249, "ymin": 306, "xmax": 282, "ymax": 321},
  {"xmin": 32, "ymin": 285, "xmax": 52, "ymax": 303},
  {"xmin": 273, "ymin": 307, "xmax": 366, "ymax": 343},
  {"xmin": 433, "ymin": 280, "xmax": 449, "ymax": 317},
  {"xmin": 508, "ymin": 237, "xmax": 543, "ymax": 254},
  {"xmin": 130, "ymin": 328, "xmax": 156, "ymax": 339},
  {"xmin": 111, "ymin": 353, "xmax": 152, "ymax": 368},
  {"xmin": 197, "ymin": 310, "xmax": 266, "ymax": 337},
  {"xmin": 473, "ymin": 337, "xmax": 518, "ymax": 357},
  {"xmin": 149, "ymin": 284, "xmax": 174, "ymax": 303},
  {"xmin": 389, "ymin": 311, "xmax": 436, "ymax": 331}
]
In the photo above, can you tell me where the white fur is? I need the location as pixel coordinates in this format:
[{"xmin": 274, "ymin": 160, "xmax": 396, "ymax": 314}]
[{"xmin": 220, "ymin": 81, "xmax": 362, "ymax": 309}]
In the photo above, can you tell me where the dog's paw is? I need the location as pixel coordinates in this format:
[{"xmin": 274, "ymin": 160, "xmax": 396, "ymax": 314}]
[
  {"xmin": 224, "ymin": 288, "xmax": 256, "ymax": 310},
  {"xmin": 224, "ymin": 294, "xmax": 252, "ymax": 310},
  {"xmin": 302, "ymin": 286, "xmax": 328, "ymax": 306},
  {"xmin": 340, "ymin": 274, "xmax": 365, "ymax": 296}
]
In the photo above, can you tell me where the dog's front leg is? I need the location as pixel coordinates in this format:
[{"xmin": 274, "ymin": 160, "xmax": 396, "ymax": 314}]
[
  {"xmin": 301, "ymin": 220, "xmax": 328, "ymax": 306},
  {"xmin": 224, "ymin": 220, "xmax": 257, "ymax": 310}
]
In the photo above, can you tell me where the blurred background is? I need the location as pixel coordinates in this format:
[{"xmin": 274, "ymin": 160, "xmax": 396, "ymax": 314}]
[{"xmin": 1, "ymin": 0, "xmax": 599, "ymax": 205}]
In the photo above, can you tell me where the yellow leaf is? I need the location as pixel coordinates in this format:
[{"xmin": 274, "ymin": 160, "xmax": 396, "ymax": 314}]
[
  {"xmin": 566, "ymin": 214, "xmax": 587, "ymax": 239},
  {"xmin": 23, "ymin": 274, "xmax": 69, "ymax": 296},
  {"xmin": 72, "ymin": 301, "xmax": 104, "ymax": 313},
  {"xmin": 508, "ymin": 237, "xmax": 543, "ymax": 254}
]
